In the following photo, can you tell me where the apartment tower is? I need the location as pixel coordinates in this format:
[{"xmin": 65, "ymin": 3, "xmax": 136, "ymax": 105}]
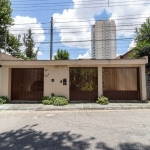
[{"xmin": 91, "ymin": 20, "xmax": 116, "ymax": 59}]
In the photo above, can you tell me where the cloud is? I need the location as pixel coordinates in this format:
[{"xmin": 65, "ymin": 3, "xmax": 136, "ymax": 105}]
[
  {"xmin": 52, "ymin": 53, "xmax": 56, "ymax": 60},
  {"xmin": 128, "ymin": 40, "xmax": 136, "ymax": 51},
  {"xmin": 77, "ymin": 51, "xmax": 91, "ymax": 59},
  {"xmin": 37, "ymin": 51, "xmax": 43, "ymax": 56},
  {"xmin": 53, "ymin": 0, "xmax": 150, "ymax": 52},
  {"xmin": 116, "ymin": 53, "xmax": 121, "ymax": 57},
  {"xmin": 9, "ymin": 16, "xmax": 45, "ymax": 55}
]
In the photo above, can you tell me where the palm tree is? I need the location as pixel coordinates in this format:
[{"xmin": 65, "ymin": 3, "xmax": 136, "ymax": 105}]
[{"xmin": 54, "ymin": 49, "xmax": 69, "ymax": 60}]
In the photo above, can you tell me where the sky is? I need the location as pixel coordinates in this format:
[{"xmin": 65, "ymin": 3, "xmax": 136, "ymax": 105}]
[{"xmin": 10, "ymin": 0, "xmax": 150, "ymax": 60}]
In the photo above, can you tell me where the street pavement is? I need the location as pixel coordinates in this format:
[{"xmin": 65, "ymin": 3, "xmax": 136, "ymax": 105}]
[{"xmin": 0, "ymin": 110, "xmax": 150, "ymax": 150}]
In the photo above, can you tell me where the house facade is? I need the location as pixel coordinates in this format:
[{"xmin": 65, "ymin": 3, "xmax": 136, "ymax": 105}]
[{"xmin": 0, "ymin": 53, "xmax": 148, "ymax": 102}]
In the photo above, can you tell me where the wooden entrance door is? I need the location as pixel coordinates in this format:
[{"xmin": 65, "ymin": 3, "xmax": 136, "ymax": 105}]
[
  {"xmin": 103, "ymin": 67, "xmax": 140, "ymax": 100},
  {"xmin": 11, "ymin": 68, "xmax": 44, "ymax": 101},
  {"xmin": 70, "ymin": 67, "xmax": 98, "ymax": 102}
]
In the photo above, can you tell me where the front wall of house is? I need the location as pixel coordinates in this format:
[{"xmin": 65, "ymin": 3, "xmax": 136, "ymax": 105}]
[
  {"xmin": 0, "ymin": 64, "xmax": 147, "ymax": 101},
  {"xmin": 44, "ymin": 66, "xmax": 69, "ymax": 99}
]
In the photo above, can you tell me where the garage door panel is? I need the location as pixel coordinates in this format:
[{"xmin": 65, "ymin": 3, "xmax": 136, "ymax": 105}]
[
  {"xmin": 70, "ymin": 67, "xmax": 98, "ymax": 102},
  {"xmin": 11, "ymin": 68, "xmax": 44, "ymax": 101},
  {"xmin": 103, "ymin": 68, "xmax": 140, "ymax": 100}
]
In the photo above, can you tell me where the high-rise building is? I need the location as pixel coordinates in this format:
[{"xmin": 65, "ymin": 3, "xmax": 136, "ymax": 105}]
[{"xmin": 91, "ymin": 20, "xmax": 116, "ymax": 59}]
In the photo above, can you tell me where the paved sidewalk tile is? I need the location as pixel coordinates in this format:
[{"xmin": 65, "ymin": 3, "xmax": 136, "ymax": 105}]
[
  {"xmin": 68, "ymin": 104, "xmax": 76, "ymax": 109},
  {"xmin": 83, "ymin": 103, "xmax": 91, "ymax": 109},
  {"xmin": 75, "ymin": 104, "xmax": 83, "ymax": 109},
  {"xmin": 0, "ymin": 102, "xmax": 150, "ymax": 111},
  {"xmin": 90, "ymin": 104, "xmax": 99, "ymax": 109},
  {"xmin": 42, "ymin": 105, "xmax": 53, "ymax": 110}
]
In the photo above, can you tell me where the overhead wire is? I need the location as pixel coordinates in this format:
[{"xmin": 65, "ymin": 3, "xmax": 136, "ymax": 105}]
[
  {"xmin": 11, "ymin": 0, "xmax": 147, "ymax": 8},
  {"xmin": 12, "ymin": 0, "xmax": 105, "ymax": 4},
  {"xmin": 8, "ymin": 23, "xmax": 146, "ymax": 31},
  {"xmin": 8, "ymin": 15, "xmax": 150, "ymax": 25},
  {"xmin": 11, "ymin": 2, "xmax": 150, "ymax": 11}
]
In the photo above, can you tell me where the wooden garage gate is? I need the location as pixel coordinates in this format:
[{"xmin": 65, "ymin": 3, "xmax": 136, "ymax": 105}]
[
  {"xmin": 70, "ymin": 67, "xmax": 98, "ymax": 102},
  {"xmin": 103, "ymin": 67, "xmax": 140, "ymax": 100},
  {"xmin": 11, "ymin": 68, "xmax": 44, "ymax": 101}
]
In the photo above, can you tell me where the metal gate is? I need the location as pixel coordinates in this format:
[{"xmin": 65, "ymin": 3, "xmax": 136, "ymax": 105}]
[
  {"xmin": 103, "ymin": 67, "xmax": 140, "ymax": 100},
  {"xmin": 11, "ymin": 68, "xmax": 44, "ymax": 101},
  {"xmin": 70, "ymin": 67, "xmax": 98, "ymax": 102}
]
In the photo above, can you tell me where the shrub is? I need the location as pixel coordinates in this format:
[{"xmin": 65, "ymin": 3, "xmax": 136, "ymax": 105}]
[
  {"xmin": 42, "ymin": 100, "xmax": 53, "ymax": 105},
  {"xmin": 0, "ymin": 96, "xmax": 9, "ymax": 103},
  {"xmin": 41, "ymin": 96, "xmax": 50, "ymax": 101},
  {"xmin": 41, "ymin": 96, "xmax": 69, "ymax": 106},
  {"xmin": 51, "ymin": 96, "xmax": 68, "ymax": 106},
  {"xmin": 0, "ymin": 98, "xmax": 6, "ymax": 104},
  {"xmin": 96, "ymin": 96, "xmax": 109, "ymax": 105}
]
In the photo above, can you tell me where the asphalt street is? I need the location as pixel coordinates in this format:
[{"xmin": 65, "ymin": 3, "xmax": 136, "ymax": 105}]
[{"xmin": 0, "ymin": 110, "xmax": 150, "ymax": 150}]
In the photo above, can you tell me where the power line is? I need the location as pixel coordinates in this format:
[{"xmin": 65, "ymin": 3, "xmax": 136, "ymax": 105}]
[
  {"xmin": 16, "ymin": 38, "xmax": 133, "ymax": 44},
  {"xmin": 11, "ymin": 0, "xmax": 147, "ymax": 7},
  {"xmin": 54, "ymin": 16, "xmax": 150, "ymax": 23},
  {"xmin": 12, "ymin": 3, "xmax": 150, "ymax": 11},
  {"xmin": 8, "ymin": 23, "xmax": 146, "ymax": 31},
  {"xmin": 12, "ymin": 0, "xmax": 105, "ymax": 4},
  {"xmin": 43, "ymin": 41, "xmax": 134, "ymax": 46},
  {"xmin": 9, "ymin": 15, "xmax": 150, "ymax": 25},
  {"xmin": 10, "ymin": 28, "xmax": 137, "ymax": 35}
]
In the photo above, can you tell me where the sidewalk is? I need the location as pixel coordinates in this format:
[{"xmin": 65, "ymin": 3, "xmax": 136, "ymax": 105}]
[{"xmin": 0, "ymin": 102, "xmax": 150, "ymax": 111}]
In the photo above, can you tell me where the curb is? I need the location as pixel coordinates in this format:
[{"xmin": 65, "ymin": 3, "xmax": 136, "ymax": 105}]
[{"xmin": 1, "ymin": 107, "xmax": 150, "ymax": 111}]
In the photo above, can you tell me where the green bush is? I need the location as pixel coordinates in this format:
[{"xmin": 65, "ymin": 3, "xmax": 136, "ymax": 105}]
[
  {"xmin": 0, "ymin": 96, "xmax": 9, "ymax": 104},
  {"xmin": 42, "ymin": 100, "xmax": 53, "ymax": 105},
  {"xmin": 0, "ymin": 98, "xmax": 6, "ymax": 104},
  {"xmin": 41, "ymin": 96, "xmax": 69, "ymax": 106},
  {"xmin": 41, "ymin": 96, "xmax": 50, "ymax": 101},
  {"xmin": 96, "ymin": 96, "xmax": 109, "ymax": 105},
  {"xmin": 0, "ymin": 96, "xmax": 9, "ymax": 103},
  {"xmin": 50, "ymin": 96, "xmax": 68, "ymax": 106}
]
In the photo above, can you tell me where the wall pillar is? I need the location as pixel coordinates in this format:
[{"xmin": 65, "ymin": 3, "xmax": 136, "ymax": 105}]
[
  {"xmin": 1, "ymin": 67, "xmax": 11, "ymax": 99},
  {"xmin": 140, "ymin": 65, "xmax": 147, "ymax": 100},
  {"xmin": 98, "ymin": 66, "xmax": 103, "ymax": 96}
]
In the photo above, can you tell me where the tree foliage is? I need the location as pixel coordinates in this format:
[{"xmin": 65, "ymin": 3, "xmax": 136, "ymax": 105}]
[
  {"xmin": 0, "ymin": 0, "xmax": 13, "ymax": 27},
  {"xmin": 132, "ymin": 18, "xmax": 150, "ymax": 72},
  {"xmin": 54, "ymin": 49, "xmax": 69, "ymax": 60},
  {"xmin": 6, "ymin": 33, "xmax": 22, "ymax": 54},
  {"xmin": 0, "ymin": 0, "xmax": 24, "ymax": 59},
  {"xmin": 23, "ymin": 29, "xmax": 39, "ymax": 60},
  {"xmin": 0, "ymin": 0, "xmax": 13, "ymax": 50}
]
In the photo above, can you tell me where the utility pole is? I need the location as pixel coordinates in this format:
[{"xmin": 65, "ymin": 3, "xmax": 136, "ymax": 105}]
[
  {"xmin": 4, "ymin": 26, "xmax": 7, "ymax": 53},
  {"xmin": 50, "ymin": 17, "xmax": 53, "ymax": 60}
]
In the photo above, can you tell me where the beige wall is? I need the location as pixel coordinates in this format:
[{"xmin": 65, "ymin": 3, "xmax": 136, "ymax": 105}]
[
  {"xmin": 0, "ymin": 65, "xmax": 148, "ymax": 101},
  {"xmin": 0, "ymin": 57, "xmax": 148, "ymax": 101},
  {"xmin": 44, "ymin": 66, "xmax": 69, "ymax": 99},
  {"xmin": 1, "ymin": 66, "xmax": 11, "ymax": 99},
  {"xmin": 140, "ymin": 65, "xmax": 147, "ymax": 100}
]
